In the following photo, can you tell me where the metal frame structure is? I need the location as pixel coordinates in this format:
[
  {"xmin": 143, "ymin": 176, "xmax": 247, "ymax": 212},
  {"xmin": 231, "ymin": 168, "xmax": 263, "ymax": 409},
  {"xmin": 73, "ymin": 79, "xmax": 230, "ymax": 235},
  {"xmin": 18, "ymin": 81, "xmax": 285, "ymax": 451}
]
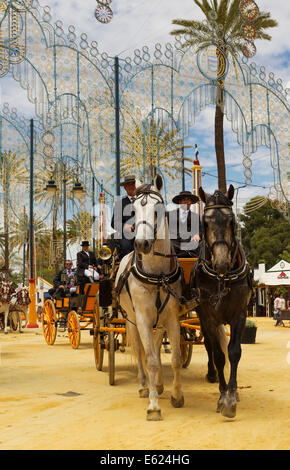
[{"xmin": 0, "ymin": 0, "xmax": 288, "ymax": 219}]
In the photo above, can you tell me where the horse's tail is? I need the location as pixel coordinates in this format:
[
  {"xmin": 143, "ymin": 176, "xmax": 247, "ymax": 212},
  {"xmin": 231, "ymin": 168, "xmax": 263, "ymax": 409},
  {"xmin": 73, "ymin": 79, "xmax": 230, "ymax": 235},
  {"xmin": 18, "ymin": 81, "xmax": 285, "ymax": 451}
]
[{"xmin": 217, "ymin": 324, "xmax": 230, "ymax": 378}]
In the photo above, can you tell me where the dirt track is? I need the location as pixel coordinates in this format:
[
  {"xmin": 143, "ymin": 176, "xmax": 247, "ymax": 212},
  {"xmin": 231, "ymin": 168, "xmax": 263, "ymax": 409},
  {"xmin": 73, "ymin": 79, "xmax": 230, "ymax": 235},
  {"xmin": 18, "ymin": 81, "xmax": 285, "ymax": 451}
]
[{"xmin": 0, "ymin": 318, "xmax": 289, "ymax": 450}]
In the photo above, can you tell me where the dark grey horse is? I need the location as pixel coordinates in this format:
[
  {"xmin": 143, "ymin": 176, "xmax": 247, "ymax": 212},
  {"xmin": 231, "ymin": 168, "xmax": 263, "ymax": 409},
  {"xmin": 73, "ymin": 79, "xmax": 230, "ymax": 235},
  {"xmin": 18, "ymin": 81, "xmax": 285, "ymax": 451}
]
[{"xmin": 191, "ymin": 185, "xmax": 253, "ymax": 419}]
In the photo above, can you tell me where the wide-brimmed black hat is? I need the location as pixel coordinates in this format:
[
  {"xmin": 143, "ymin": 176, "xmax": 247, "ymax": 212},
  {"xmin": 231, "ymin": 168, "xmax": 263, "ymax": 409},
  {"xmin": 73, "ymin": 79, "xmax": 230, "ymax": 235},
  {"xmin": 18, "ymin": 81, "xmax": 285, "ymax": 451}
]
[
  {"xmin": 120, "ymin": 174, "xmax": 136, "ymax": 187},
  {"xmin": 172, "ymin": 191, "xmax": 199, "ymax": 205},
  {"xmin": 0, "ymin": 265, "xmax": 8, "ymax": 271},
  {"xmin": 81, "ymin": 240, "xmax": 90, "ymax": 247}
]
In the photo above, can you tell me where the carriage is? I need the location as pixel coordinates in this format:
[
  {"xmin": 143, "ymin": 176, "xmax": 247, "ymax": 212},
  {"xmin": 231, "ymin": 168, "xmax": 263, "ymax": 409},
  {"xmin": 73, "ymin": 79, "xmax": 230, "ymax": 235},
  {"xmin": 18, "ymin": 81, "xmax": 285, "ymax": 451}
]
[{"xmin": 42, "ymin": 282, "xmax": 100, "ymax": 349}]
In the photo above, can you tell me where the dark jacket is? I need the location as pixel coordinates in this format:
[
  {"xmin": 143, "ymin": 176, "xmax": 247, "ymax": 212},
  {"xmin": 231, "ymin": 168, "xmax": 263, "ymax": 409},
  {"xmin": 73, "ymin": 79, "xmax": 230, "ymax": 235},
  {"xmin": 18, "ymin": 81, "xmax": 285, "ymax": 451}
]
[
  {"xmin": 111, "ymin": 196, "xmax": 135, "ymax": 238},
  {"xmin": 53, "ymin": 268, "xmax": 76, "ymax": 289},
  {"xmin": 76, "ymin": 250, "xmax": 98, "ymax": 276}
]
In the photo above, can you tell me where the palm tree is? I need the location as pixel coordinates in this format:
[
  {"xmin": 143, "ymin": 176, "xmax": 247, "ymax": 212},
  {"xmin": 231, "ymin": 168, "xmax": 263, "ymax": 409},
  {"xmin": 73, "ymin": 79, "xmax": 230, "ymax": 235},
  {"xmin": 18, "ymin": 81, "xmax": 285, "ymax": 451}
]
[
  {"xmin": 0, "ymin": 150, "xmax": 27, "ymax": 268},
  {"xmin": 170, "ymin": 0, "xmax": 278, "ymax": 192},
  {"xmin": 120, "ymin": 116, "xmax": 183, "ymax": 182},
  {"xmin": 67, "ymin": 211, "xmax": 93, "ymax": 245}
]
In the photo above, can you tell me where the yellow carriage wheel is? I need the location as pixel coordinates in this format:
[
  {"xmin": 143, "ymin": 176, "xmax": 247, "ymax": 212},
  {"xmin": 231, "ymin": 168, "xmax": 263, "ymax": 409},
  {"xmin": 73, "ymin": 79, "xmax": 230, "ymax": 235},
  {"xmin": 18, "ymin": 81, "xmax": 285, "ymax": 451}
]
[
  {"xmin": 67, "ymin": 310, "xmax": 81, "ymax": 349},
  {"xmin": 93, "ymin": 300, "xmax": 104, "ymax": 371},
  {"xmin": 42, "ymin": 299, "xmax": 57, "ymax": 345}
]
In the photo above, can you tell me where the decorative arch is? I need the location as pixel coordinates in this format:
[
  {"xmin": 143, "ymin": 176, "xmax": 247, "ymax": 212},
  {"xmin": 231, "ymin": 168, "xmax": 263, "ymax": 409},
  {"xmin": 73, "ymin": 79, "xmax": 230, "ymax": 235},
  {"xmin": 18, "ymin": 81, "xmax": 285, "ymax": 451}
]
[{"xmin": 0, "ymin": 0, "xmax": 288, "ymax": 219}]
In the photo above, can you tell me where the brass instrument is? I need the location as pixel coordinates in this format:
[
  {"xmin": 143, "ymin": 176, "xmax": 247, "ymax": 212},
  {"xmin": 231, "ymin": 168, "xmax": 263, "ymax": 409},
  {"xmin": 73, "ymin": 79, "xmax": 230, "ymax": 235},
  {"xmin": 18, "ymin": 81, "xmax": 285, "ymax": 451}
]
[{"xmin": 99, "ymin": 245, "xmax": 112, "ymax": 260}]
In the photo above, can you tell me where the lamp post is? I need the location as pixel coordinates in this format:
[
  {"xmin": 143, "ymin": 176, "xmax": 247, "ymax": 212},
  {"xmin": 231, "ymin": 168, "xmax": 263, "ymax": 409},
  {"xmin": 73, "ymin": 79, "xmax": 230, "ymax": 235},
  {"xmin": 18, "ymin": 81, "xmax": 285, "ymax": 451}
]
[
  {"xmin": 45, "ymin": 164, "xmax": 85, "ymax": 266},
  {"xmin": 27, "ymin": 118, "xmax": 38, "ymax": 328}
]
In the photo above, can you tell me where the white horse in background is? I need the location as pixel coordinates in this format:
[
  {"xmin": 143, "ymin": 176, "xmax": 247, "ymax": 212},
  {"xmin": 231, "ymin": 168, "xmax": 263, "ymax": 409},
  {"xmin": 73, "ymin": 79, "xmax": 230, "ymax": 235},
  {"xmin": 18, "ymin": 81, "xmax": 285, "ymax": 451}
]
[
  {"xmin": 8, "ymin": 284, "xmax": 30, "ymax": 333},
  {"xmin": 0, "ymin": 281, "xmax": 15, "ymax": 334},
  {"xmin": 115, "ymin": 175, "xmax": 198, "ymax": 421}
]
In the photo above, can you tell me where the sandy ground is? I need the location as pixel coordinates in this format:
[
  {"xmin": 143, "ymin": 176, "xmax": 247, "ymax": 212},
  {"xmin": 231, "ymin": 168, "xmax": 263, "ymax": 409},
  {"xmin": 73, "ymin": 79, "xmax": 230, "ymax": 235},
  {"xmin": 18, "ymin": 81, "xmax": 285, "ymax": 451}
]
[{"xmin": 0, "ymin": 317, "xmax": 289, "ymax": 451}]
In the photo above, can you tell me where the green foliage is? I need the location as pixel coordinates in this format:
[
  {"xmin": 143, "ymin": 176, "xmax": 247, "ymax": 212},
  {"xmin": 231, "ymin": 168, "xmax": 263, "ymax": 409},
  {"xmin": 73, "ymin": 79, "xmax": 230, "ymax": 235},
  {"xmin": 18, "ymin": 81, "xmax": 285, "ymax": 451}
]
[
  {"xmin": 245, "ymin": 318, "xmax": 257, "ymax": 328},
  {"xmin": 170, "ymin": 0, "xmax": 278, "ymax": 53},
  {"xmin": 240, "ymin": 199, "xmax": 290, "ymax": 269}
]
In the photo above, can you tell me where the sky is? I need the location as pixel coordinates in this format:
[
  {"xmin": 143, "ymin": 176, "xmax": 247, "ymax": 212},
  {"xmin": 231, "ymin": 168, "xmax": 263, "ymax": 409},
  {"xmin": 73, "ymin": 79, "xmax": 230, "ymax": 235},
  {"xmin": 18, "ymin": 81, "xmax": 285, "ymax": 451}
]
[{"xmin": 0, "ymin": 0, "xmax": 289, "ymax": 214}]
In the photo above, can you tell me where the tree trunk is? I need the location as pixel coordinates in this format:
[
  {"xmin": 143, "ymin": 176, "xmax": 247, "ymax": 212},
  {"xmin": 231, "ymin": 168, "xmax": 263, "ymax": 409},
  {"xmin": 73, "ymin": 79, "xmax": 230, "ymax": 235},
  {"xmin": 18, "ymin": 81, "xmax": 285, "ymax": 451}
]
[
  {"xmin": 215, "ymin": 83, "xmax": 227, "ymax": 194},
  {"xmin": 4, "ymin": 161, "xmax": 9, "ymax": 269}
]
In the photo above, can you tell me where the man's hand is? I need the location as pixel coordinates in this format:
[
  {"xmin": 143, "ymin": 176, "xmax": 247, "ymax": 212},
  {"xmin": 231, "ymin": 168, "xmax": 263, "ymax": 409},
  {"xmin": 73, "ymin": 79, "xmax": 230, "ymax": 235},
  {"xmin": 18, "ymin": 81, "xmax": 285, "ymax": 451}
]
[
  {"xmin": 124, "ymin": 224, "xmax": 134, "ymax": 233},
  {"xmin": 191, "ymin": 234, "xmax": 200, "ymax": 242}
]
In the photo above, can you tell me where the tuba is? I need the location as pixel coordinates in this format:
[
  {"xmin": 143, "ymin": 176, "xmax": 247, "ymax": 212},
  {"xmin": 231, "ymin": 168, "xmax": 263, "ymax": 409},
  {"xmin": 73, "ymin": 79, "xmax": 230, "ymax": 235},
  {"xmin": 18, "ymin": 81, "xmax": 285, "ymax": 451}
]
[{"xmin": 99, "ymin": 244, "xmax": 112, "ymax": 260}]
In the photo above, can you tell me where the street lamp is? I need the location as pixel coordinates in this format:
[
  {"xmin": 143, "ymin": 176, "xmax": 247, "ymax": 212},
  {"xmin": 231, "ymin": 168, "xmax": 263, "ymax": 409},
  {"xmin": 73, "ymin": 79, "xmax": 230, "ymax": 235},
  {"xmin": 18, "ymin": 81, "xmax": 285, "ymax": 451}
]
[
  {"xmin": 45, "ymin": 169, "xmax": 85, "ymax": 265},
  {"xmin": 72, "ymin": 180, "xmax": 85, "ymax": 199}
]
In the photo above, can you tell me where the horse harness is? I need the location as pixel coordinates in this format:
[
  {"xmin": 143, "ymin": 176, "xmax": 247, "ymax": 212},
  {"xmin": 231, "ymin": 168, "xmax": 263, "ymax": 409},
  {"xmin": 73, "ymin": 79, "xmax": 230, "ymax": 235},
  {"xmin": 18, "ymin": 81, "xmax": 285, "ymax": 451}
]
[
  {"xmin": 116, "ymin": 184, "xmax": 199, "ymax": 328},
  {"xmin": 193, "ymin": 196, "xmax": 253, "ymax": 308}
]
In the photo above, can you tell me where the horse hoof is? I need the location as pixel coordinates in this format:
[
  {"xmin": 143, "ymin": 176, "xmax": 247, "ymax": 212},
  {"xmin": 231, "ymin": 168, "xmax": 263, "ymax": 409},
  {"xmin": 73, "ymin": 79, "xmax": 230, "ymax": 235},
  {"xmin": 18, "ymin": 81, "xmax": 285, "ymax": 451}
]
[
  {"xmin": 171, "ymin": 394, "xmax": 184, "ymax": 408},
  {"xmin": 4, "ymin": 331, "xmax": 8, "ymax": 335},
  {"xmin": 147, "ymin": 409, "xmax": 162, "ymax": 421},
  {"xmin": 216, "ymin": 395, "xmax": 227, "ymax": 413},
  {"xmin": 221, "ymin": 398, "xmax": 237, "ymax": 419},
  {"xmin": 156, "ymin": 384, "xmax": 164, "ymax": 395},
  {"xmin": 139, "ymin": 388, "xmax": 149, "ymax": 398},
  {"xmin": 221, "ymin": 404, "xmax": 236, "ymax": 419},
  {"xmin": 206, "ymin": 373, "xmax": 217, "ymax": 383}
]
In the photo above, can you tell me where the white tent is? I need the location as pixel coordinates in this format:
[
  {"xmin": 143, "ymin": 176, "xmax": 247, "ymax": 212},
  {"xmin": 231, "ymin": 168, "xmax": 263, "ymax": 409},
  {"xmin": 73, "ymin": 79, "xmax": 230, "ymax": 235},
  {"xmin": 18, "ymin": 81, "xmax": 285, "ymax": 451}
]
[
  {"xmin": 254, "ymin": 260, "xmax": 290, "ymax": 286},
  {"xmin": 254, "ymin": 260, "xmax": 290, "ymax": 316}
]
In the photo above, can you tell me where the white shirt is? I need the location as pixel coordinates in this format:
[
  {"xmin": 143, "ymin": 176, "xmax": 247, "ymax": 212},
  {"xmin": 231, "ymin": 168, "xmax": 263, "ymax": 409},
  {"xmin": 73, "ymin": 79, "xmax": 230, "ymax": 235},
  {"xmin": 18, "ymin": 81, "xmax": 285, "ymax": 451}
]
[
  {"xmin": 179, "ymin": 208, "xmax": 189, "ymax": 224},
  {"xmin": 274, "ymin": 297, "xmax": 285, "ymax": 310}
]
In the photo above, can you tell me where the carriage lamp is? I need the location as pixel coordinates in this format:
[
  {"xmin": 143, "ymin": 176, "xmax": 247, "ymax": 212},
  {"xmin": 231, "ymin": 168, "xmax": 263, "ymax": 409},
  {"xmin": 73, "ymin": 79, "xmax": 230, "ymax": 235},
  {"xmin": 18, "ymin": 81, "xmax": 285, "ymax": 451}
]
[
  {"xmin": 72, "ymin": 180, "xmax": 85, "ymax": 199},
  {"xmin": 45, "ymin": 179, "xmax": 58, "ymax": 194}
]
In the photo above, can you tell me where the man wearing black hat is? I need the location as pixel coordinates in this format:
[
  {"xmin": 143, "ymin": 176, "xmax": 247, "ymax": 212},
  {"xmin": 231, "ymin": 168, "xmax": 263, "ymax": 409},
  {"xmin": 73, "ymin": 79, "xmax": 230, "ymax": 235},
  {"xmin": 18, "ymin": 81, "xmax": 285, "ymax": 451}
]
[
  {"xmin": 0, "ymin": 266, "xmax": 9, "ymax": 283},
  {"xmin": 111, "ymin": 175, "xmax": 136, "ymax": 257},
  {"xmin": 76, "ymin": 241, "xmax": 101, "ymax": 286},
  {"xmin": 168, "ymin": 190, "xmax": 201, "ymax": 258}
]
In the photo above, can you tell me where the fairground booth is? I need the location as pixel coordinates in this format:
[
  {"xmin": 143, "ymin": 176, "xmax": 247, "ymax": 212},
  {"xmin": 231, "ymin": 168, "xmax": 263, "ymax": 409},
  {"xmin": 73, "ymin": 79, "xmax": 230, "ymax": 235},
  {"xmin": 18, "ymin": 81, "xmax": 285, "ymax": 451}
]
[{"xmin": 253, "ymin": 260, "xmax": 290, "ymax": 318}]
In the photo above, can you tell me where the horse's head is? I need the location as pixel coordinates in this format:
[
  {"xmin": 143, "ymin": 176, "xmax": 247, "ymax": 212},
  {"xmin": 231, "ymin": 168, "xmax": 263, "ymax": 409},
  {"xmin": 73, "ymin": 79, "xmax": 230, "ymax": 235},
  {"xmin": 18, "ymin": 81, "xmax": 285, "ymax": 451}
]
[
  {"xmin": 0, "ymin": 281, "xmax": 13, "ymax": 302},
  {"xmin": 16, "ymin": 285, "xmax": 30, "ymax": 304},
  {"xmin": 134, "ymin": 174, "xmax": 166, "ymax": 255},
  {"xmin": 199, "ymin": 185, "xmax": 236, "ymax": 275}
]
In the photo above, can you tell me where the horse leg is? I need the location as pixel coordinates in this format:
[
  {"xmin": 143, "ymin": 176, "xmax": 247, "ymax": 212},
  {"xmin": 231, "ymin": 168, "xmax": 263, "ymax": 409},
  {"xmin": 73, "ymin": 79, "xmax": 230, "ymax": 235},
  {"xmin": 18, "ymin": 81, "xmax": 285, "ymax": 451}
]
[
  {"xmin": 199, "ymin": 315, "xmax": 217, "ymax": 383},
  {"xmin": 154, "ymin": 329, "xmax": 164, "ymax": 396},
  {"xmin": 19, "ymin": 311, "xmax": 24, "ymax": 333},
  {"xmin": 136, "ymin": 313, "xmax": 162, "ymax": 421},
  {"xmin": 222, "ymin": 313, "xmax": 246, "ymax": 419},
  {"xmin": 210, "ymin": 332, "xmax": 228, "ymax": 414},
  {"xmin": 4, "ymin": 308, "xmax": 9, "ymax": 334},
  {"xmin": 127, "ymin": 321, "xmax": 148, "ymax": 398},
  {"xmin": 164, "ymin": 310, "xmax": 184, "ymax": 408}
]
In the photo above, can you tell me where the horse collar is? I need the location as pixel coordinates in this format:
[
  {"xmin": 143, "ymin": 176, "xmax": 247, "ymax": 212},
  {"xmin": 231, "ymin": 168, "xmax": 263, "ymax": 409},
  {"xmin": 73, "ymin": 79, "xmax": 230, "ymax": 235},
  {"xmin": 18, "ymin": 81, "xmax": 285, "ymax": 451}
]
[{"xmin": 132, "ymin": 251, "xmax": 181, "ymax": 286}]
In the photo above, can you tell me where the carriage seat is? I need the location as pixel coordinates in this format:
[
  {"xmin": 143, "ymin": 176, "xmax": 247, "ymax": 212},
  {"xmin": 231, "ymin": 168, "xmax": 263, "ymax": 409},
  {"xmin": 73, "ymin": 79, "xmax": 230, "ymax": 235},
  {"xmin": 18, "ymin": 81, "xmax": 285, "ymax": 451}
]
[{"xmin": 81, "ymin": 283, "xmax": 99, "ymax": 312}]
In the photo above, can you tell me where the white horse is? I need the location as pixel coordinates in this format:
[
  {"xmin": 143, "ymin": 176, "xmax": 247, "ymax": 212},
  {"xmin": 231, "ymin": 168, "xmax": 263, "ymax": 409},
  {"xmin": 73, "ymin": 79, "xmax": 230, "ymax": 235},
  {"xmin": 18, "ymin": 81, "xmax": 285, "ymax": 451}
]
[
  {"xmin": 8, "ymin": 285, "xmax": 30, "ymax": 333},
  {"xmin": 0, "ymin": 281, "xmax": 15, "ymax": 334},
  {"xmin": 115, "ymin": 175, "xmax": 198, "ymax": 421}
]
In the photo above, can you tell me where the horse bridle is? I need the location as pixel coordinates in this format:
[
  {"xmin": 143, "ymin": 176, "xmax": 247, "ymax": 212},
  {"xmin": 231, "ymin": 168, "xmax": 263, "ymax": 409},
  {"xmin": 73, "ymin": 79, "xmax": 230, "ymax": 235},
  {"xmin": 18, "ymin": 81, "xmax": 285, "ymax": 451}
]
[
  {"xmin": 203, "ymin": 203, "xmax": 236, "ymax": 254},
  {"xmin": 134, "ymin": 185, "xmax": 174, "ymax": 258}
]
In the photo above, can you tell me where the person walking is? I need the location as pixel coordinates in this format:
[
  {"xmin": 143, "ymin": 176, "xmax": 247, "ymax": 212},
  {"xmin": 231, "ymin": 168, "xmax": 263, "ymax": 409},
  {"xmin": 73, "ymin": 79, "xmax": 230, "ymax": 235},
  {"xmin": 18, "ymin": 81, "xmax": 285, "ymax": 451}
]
[{"xmin": 273, "ymin": 293, "xmax": 285, "ymax": 326}]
